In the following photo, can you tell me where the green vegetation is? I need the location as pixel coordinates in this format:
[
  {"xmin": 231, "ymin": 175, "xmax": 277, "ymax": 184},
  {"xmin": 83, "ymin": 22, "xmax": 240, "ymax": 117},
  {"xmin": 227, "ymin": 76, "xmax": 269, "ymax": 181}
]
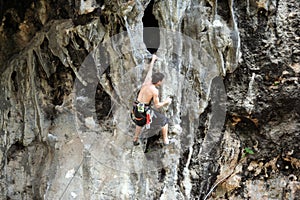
[{"xmin": 242, "ymin": 147, "xmax": 254, "ymax": 158}]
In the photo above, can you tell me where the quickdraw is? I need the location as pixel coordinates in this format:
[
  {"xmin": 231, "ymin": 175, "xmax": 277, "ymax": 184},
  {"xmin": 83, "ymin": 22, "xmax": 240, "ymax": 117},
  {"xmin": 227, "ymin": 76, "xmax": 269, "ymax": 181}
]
[{"xmin": 145, "ymin": 110, "xmax": 151, "ymax": 129}]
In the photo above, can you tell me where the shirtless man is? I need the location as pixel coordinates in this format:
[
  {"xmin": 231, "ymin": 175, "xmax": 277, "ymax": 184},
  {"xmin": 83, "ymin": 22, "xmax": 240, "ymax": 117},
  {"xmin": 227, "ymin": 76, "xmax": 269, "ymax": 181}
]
[{"xmin": 132, "ymin": 55, "xmax": 172, "ymax": 146}]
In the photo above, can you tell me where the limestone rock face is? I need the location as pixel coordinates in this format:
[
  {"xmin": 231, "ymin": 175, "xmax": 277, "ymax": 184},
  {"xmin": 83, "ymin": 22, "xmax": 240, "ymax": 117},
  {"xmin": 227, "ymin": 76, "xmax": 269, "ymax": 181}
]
[{"xmin": 0, "ymin": 0, "xmax": 299, "ymax": 199}]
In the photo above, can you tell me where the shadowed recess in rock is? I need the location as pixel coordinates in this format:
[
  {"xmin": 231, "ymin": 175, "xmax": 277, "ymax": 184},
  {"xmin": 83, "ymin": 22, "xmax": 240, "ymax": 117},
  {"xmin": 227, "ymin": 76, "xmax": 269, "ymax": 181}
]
[
  {"xmin": 142, "ymin": 0, "xmax": 159, "ymax": 53},
  {"xmin": 95, "ymin": 82, "xmax": 112, "ymax": 122},
  {"xmin": 0, "ymin": 0, "xmax": 34, "ymax": 22}
]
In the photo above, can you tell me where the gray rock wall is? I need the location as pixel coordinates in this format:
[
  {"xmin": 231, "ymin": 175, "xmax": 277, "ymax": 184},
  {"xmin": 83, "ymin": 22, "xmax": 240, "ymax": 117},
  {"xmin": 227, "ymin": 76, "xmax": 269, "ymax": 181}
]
[{"xmin": 0, "ymin": 0, "xmax": 299, "ymax": 199}]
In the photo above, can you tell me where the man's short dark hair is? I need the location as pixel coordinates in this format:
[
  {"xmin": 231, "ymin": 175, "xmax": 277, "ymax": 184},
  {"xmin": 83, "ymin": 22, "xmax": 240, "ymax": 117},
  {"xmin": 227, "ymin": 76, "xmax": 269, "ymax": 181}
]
[{"xmin": 152, "ymin": 72, "xmax": 165, "ymax": 84}]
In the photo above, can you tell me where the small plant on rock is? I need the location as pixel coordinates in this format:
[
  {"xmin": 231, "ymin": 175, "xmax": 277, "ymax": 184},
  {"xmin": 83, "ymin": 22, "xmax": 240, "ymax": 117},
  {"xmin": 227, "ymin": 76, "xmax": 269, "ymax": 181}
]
[{"xmin": 242, "ymin": 147, "xmax": 255, "ymax": 158}]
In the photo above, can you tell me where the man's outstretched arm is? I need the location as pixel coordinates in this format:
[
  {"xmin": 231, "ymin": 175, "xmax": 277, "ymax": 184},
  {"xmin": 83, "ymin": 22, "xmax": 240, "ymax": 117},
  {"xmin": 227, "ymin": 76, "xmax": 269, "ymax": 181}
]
[
  {"xmin": 153, "ymin": 89, "xmax": 172, "ymax": 109},
  {"xmin": 142, "ymin": 54, "xmax": 157, "ymax": 86}
]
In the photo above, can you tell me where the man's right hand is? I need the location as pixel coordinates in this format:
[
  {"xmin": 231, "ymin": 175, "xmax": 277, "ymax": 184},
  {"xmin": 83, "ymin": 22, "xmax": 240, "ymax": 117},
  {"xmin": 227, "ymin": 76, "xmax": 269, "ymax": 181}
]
[
  {"xmin": 165, "ymin": 97, "xmax": 172, "ymax": 105},
  {"xmin": 151, "ymin": 54, "xmax": 158, "ymax": 63}
]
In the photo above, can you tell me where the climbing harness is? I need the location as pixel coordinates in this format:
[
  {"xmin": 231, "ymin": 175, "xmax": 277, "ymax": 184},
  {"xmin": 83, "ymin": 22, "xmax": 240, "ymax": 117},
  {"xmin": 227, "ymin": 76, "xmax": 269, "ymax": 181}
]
[{"xmin": 131, "ymin": 100, "xmax": 152, "ymax": 128}]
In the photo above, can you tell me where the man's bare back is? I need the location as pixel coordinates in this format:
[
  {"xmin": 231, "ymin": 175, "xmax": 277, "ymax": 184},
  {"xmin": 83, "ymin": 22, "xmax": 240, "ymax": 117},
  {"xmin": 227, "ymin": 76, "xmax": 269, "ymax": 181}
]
[
  {"xmin": 137, "ymin": 83, "xmax": 170, "ymax": 109},
  {"xmin": 137, "ymin": 84, "xmax": 157, "ymax": 105}
]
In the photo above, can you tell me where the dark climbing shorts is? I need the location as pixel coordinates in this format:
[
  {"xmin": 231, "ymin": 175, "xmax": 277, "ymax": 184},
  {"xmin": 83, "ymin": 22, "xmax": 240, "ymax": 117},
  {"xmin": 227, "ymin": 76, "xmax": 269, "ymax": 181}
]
[{"xmin": 149, "ymin": 109, "xmax": 169, "ymax": 129}]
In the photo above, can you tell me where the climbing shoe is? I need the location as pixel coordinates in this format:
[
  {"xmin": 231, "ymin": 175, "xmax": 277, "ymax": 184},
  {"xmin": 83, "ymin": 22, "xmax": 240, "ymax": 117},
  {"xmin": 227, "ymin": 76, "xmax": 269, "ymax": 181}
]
[{"xmin": 133, "ymin": 140, "xmax": 140, "ymax": 146}]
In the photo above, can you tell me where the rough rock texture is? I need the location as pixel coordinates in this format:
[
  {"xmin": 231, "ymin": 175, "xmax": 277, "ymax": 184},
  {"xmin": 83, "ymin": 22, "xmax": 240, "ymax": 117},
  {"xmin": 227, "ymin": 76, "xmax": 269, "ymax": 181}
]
[{"xmin": 0, "ymin": 0, "xmax": 299, "ymax": 199}]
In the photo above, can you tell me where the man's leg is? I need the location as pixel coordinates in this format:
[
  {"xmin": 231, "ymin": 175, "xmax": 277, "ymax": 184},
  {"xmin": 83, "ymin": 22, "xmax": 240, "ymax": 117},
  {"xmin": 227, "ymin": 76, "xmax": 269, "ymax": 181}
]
[
  {"xmin": 151, "ymin": 110, "xmax": 169, "ymax": 145},
  {"xmin": 133, "ymin": 125, "xmax": 142, "ymax": 145},
  {"xmin": 161, "ymin": 124, "xmax": 169, "ymax": 144}
]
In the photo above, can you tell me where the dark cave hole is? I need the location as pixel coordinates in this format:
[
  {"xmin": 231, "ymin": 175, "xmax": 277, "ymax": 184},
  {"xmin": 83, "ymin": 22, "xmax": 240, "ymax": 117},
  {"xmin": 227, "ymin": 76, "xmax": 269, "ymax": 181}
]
[
  {"xmin": 95, "ymin": 0, "xmax": 104, "ymax": 5},
  {"xmin": 204, "ymin": 1, "xmax": 212, "ymax": 8},
  {"xmin": 143, "ymin": 133, "xmax": 163, "ymax": 154},
  {"xmin": 277, "ymin": 157, "xmax": 296, "ymax": 176},
  {"xmin": 40, "ymin": 37, "xmax": 49, "ymax": 53},
  {"xmin": 100, "ymin": 14, "xmax": 107, "ymax": 25},
  {"xmin": 142, "ymin": 0, "xmax": 160, "ymax": 54},
  {"xmin": 159, "ymin": 168, "xmax": 166, "ymax": 182},
  {"xmin": 66, "ymin": 34, "xmax": 88, "ymax": 71},
  {"xmin": 51, "ymin": 0, "xmax": 73, "ymax": 20},
  {"xmin": 3, "ymin": 12, "xmax": 19, "ymax": 35},
  {"xmin": 217, "ymin": 0, "xmax": 231, "ymax": 23},
  {"xmin": 73, "ymin": 11, "xmax": 95, "ymax": 26},
  {"xmin": 95, "ymin": 82, "xmax": 112, "ymax": 121},
  {"xmin": 7, "ymin": 141, "xmax": 25, "ymax": 162},
  {"xmin": 74, "ymin": 33, "xmax": 86, "ymax": 50},
  {"xmin": 0, "ymin": 0, "xmax": 34, "ymax": 22},
  {"xmin": 49, "ymin": 64, "xmax": 75, "ymax": 106},
  {"xmin": 11, "ymin": 71, "xmax": 18, "ymax": 92}
]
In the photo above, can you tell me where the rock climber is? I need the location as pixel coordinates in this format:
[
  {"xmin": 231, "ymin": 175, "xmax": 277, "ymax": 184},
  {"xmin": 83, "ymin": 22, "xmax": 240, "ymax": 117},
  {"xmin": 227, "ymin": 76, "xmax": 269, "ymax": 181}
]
[{"xmin": 131, "ymin": 54, "xmax": 172, "ymax": 146}]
